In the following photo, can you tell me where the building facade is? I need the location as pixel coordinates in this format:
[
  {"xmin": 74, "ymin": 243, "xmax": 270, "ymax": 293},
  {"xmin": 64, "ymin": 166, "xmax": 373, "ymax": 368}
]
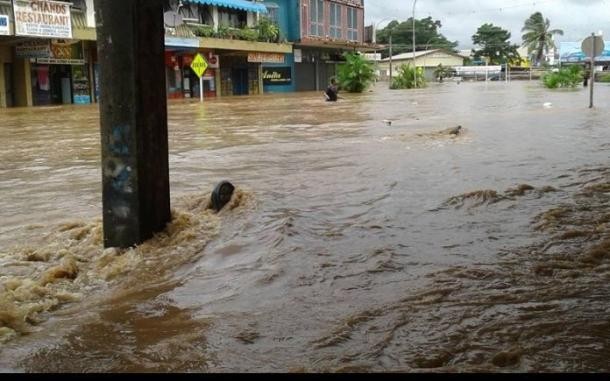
[
  {"xmin": 0, "ymin": 0, "xmax": 374, "ymax": 107},
  {"xmin": 262, "ymin": 0, "xmax": 373, "ymax": 93},
  {"xmin": 0, "ymin": 0, "xmax": 292, "ymax": 108},
  {"xmin": 0, "ymin": 0, "xmax": 97, "ymax": 108}
]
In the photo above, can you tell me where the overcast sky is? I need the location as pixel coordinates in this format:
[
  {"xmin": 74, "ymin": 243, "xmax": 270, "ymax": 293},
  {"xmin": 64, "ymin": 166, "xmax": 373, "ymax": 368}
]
[{"xmin": 365, "ymin": 0, "xmax": 610, "ymax": 49}]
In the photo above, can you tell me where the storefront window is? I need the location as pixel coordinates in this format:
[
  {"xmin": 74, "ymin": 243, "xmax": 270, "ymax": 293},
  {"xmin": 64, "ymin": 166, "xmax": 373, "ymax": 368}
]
[{"xmin": 72, "ymin": 66, "xmax": 91, "ymax": 104}]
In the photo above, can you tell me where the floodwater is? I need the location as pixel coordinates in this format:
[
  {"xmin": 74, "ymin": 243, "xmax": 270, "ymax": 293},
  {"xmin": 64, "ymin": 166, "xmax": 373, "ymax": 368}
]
[{"xmin": 1, "ymin": 81, "xmax": 610, "ymax": 372}]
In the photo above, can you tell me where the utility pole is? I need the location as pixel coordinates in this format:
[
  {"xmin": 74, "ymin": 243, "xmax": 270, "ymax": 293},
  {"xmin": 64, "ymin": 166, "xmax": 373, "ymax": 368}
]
[
  {"xmin": 590, "ymin": 33, "xmax": 596, "ymax": 109},
  {"xmin": 389, "ymin": 32, "xmax": 393, "ymax": 88},
  {"xmin": 412, "ymin": 0, "xmax": 418, "ymax": 88},
  {"xmin": 94, "ymin": 0, "xmax": 172, "ymax": 248}
]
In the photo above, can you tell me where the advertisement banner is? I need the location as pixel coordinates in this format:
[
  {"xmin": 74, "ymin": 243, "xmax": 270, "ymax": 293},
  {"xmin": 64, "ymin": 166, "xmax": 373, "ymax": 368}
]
[
  {"xmin": 15, "ymin": 40, "xmax": 51, "ymax": 58},
  {"xmin": 263, "ymin": 66, "xmax": 292, "ymax": 85},
  {"xmin": 0, "ymin": 15, "xmax": 9, "ymax": 35},
  {"xmin": 560, "ymin": 41, "xmax": 610, "ymax": 63},
  {"xmin": 13, "ymin": 0, "xmax": 72, "ymax": 39}
]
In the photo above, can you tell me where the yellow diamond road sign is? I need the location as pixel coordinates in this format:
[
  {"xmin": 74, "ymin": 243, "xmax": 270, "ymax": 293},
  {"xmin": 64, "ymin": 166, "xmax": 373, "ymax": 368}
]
[{"xmin": 191, "ymin": 53, "xmax": 208, "ymax": 79}]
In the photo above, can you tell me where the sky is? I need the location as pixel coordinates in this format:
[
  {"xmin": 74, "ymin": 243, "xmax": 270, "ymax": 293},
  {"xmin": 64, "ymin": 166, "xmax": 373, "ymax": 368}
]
[{"xmin": 365, "ymin": 0, "xmax": 610, "ymax": 49}]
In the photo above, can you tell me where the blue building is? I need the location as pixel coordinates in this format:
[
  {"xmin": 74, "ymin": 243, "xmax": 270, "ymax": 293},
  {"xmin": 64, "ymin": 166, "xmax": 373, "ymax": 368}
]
[{"xmin": 262, "ymin": 0, "xmax": 373, "ymax": 93}]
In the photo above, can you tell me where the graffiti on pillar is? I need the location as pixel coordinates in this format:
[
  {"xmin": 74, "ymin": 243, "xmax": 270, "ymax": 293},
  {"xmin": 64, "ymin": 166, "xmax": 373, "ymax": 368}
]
[{"xmin": 105, "ymin": 124, "xmax": 134, "ymax": 194}]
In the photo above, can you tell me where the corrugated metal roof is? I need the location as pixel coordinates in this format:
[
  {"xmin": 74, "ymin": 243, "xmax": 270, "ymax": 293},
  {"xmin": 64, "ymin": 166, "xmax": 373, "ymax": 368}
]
[{"xmin": 187, "ymin": 0, "xmax": 267, "ymax": 13}]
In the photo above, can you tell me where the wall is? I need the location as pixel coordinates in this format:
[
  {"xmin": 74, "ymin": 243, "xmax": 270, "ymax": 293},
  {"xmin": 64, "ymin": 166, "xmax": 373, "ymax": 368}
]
[{"xmin": 263, "ymin": 0, "xmax": 300, "ymax": 42}]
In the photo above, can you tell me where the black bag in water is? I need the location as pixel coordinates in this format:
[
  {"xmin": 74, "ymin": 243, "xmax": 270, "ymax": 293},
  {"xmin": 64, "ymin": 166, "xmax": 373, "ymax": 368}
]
[{"xmin": 211, "ymin": 181, "xmax": 236, "ymax": 212}]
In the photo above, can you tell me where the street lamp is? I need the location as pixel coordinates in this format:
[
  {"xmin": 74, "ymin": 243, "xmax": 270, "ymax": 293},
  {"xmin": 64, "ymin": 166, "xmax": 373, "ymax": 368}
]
[
  {"xmin": 412, "ymin": 0, "xmax": 418, "ymax": 88},
  {"xmin": 374, "ymin": 17, "xmax": 397, "ymax": 86}
]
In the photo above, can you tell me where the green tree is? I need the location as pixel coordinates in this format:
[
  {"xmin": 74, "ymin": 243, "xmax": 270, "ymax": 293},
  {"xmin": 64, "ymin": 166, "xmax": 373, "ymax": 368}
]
[
  {"xmin": 391, "ymin": 64, "xmax": 426, "ymax": 89},
  {"xmin": 472, "ymin": 23, "xmax": 521, "ymax": 65},
  {"xmin": 376, "ymin": 17, "xmax": 458, "ymax": 58},
  {"xmin": 521, "ymin": 12, "xmax": 563, "ymax": 67},
  {"xmin": 337, "ymin": 53, "xmax": 376, "ymax": 93}
]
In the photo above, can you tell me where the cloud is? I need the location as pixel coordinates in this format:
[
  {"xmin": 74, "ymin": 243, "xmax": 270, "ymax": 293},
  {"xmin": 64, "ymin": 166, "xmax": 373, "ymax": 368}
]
[{"xmin": 365, "ymin": 0, "xmax": 610, "ymax": 48}]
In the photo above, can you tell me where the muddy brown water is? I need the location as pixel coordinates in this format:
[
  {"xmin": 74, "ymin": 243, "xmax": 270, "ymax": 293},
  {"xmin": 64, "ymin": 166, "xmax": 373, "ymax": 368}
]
[{"xmin": 1, "ymin": 82, "xmax": 609, "ymax": 372}]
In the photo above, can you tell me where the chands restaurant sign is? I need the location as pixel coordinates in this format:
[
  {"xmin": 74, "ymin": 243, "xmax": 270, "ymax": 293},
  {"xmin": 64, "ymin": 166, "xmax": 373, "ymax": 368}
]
[
  {"xmin": 262, "ymin": 67, "xmax": 292, "ymax": 86},
  {"xmin": 13, "ymin": 0, "xmax": 73, "ymax": 39}
]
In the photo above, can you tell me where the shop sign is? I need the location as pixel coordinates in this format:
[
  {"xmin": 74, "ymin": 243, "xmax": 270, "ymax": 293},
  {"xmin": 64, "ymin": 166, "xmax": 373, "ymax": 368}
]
[
  {"xmin": 13, "ymin": 0, "xmax": 73, "ymax": 39},
  {"xmin": 16, "ymin": 40, "xmax": 51, "ymax": 58},
  {"xmin": 208, "ymin": 54, "xmax": 219, "ymax": 69},
  {"xmin": 263, "ymin": 66, "xmax": 292, "ymax": 86},
  {"xmin": 248, "ymin": 52, "xmax": 284, "ymax": 64},
  {"xmin": 0, "ymin": 15, "xmax": 9, "ymax": 35},
  {"xmin": 34, "ymin": 57, "xmax": 85, "ymax": 65}
]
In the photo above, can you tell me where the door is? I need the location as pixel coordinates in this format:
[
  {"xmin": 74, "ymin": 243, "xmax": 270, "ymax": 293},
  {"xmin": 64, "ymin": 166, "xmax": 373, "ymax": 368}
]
[
  {"xmin": 232, "ymin": 68, "xmax": 248, "ymax": 95},
  {"xmin": 4, "ymin": 63, "xmax": 14, "ymax": 107},
  {"xmin": 295, "ymin": 62, "xmax": 316, "ymax": 91},
  {"xmin": 61, "ymin": 77, "xmax": 72, "ymax": 104}
]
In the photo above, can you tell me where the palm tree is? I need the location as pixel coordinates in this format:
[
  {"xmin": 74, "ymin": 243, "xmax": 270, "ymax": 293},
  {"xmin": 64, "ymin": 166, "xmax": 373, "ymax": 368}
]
[{"xmin": 521, "ymin": 12, "xmax": 564, "ymax": 67}]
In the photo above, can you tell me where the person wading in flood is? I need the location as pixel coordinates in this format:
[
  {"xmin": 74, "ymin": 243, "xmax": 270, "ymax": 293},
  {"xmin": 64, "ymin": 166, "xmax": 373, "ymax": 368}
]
[{"xmin": 324, "ymin": 78, "xmax": 339, "ymax": 102}]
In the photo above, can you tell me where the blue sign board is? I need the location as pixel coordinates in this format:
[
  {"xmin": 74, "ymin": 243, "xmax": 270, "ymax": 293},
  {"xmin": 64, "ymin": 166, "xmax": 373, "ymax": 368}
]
[
  {"xmin": 0, "ymin": 15, "xmax": 9, "ymax": 35},
  {"xmin": 560, "ymin": 41, "xmax": 610, "ymax": 63}
]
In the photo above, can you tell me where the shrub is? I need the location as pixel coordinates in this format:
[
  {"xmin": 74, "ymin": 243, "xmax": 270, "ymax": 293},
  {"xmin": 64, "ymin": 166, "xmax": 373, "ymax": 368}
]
[
  {"xmin": 191, "ymin": 25, "xmax": 215, "ymax": 38},
  {"xmin": 257, "ymin": 17, "xmax": 280, "ymax": 43},
  {"xmin": 336, "ymin": 52, "xmax": 376, "ymax": 93},
  {"xmin": 238, "ymin": 28, "xmax": 259, "ymax": 41},
  {"xmin": 391, "ymin": 64, "xmax": 426, "ymax": 89},
  {"xmin": 542, "ymin": 65, "xmax": 583, "ymax": 89}
]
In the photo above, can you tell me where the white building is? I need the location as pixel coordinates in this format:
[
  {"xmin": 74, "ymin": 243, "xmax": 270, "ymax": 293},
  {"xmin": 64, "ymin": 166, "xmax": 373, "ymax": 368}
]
[{"xmin": 377, "ymin": 49, "xmax": 465, "ymax": 81}]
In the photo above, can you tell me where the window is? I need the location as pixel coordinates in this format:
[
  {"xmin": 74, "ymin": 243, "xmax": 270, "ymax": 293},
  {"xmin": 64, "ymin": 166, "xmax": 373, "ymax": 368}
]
[
  {"xmin": 266, "ymin": 3, "xmax": 280, "ymax": 25},
  {"xmin": 347, "ymin": 7, "xmax": 358, "ymax": 41},
  {"xmin": 329, "ymin": 3, "xmax": 342, "ymax": 39},
  {"xmin": 309, "ymin": 0, "xmax": 324, "ymax": 37},
  {"xmin": 219, "ymin": 8, "xmax": 247, "ymax": 28}
]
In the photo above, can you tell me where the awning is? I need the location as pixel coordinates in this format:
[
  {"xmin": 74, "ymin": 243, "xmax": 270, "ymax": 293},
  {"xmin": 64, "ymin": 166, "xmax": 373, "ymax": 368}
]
[{"xmin": 186, "ymin": 0, "xmax": 267, "ymax": 13}]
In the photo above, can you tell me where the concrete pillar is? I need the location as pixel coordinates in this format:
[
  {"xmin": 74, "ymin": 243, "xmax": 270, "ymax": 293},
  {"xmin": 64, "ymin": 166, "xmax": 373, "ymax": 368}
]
[
  {"xmin": 212, "ymin": 7, "xmax": 219, "ymax": 32},
  {"xmin": 258, "ymin": 63, "xmax": 263, "ymax": 94},
  {"xmin": 13, "ymin": 58, "xmax": 32, "ymax": 107},
  {"xmin": 94, "ymin": 0, "xmax": 171, "ymax": 248},
  {"xmin": 0, "ymin": 60, "xmax": 5, "ymax": 108},
  {"xmin": 215, "ymin": 67, "xmax": 221, "ymax": 98}
]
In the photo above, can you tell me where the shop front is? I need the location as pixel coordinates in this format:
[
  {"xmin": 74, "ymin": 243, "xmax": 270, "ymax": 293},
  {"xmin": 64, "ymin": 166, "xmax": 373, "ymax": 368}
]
[
  {"xmin": 294, "ymin": 48, "xmax": 345, "ymax": 92},
  {"xmin": 217, "ymin": 53, "xmax": 263, "ymax": 96},
  {"xmin": 22, "ymin": 40, "xmax": 91, "ymax": 106},
  {"xmin": 257, "ymin": 52, "xmax": 295, "ymax": 93},
  {"xmin": 165, "ymin": 50, "xmax": 219, "ymax": 100}
]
